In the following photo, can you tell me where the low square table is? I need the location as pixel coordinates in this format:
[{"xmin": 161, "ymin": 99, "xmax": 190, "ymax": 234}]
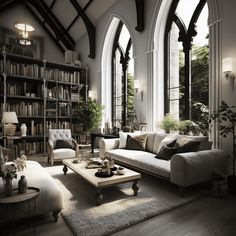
[{"xmin": 62, "ymin": 158, "xmax": 141, "ymax": 205}]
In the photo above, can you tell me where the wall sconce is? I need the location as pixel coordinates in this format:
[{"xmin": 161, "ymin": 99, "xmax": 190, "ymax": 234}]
[
  {"xmin": 134, "ymin": 79, "xmax": 140, "ymax": 92},
  {"xmin": 134, "ymin": 79, "xmax": 144, "ymax": 102},
  {"xmin": 88, "ymin": 90, "xmax": 93, "ymax": 99},
  {"xmin": 223, "ymin": 57, "xmax": 235, "ymax": 91},
  {"xmin": 88, "ymin": 90, "xmax": 96, "ymax": 101}
]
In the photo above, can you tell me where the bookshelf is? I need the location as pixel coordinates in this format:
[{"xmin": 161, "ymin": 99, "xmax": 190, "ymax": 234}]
[{"xmin": 0, "ymin": 46, "xmax": 87, "ymax": 156}]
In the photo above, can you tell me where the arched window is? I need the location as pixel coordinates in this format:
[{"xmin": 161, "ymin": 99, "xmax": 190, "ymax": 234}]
[
  {"xmin": 164, "ymin": 0, "xmax": 209, "ymax": 124},
  {"xmin": 112, "ymin": 21, "xmax": 134, "ymax": 129}
]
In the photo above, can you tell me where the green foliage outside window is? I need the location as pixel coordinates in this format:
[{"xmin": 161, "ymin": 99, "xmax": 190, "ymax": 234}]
[
  {"xmin": 179, "ymin": 44, "xmax": 209, "ymax": 135},
  {"xmin": 126, "ymin": 73, "xmax": 138, "ymax": 130}
]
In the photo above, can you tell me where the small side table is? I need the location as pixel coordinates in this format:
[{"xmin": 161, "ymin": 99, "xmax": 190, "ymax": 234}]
[{"xmin": 0, "ymin": 187, "xmax": 40, "ymax": 235}]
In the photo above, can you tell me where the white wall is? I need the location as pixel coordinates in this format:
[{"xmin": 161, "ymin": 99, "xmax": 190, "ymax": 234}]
[
  {"xmin": 220, "ymin": 0, "xmax": 236, "ymax": 156},
  {"xmin": 0, "ymin": 3, "xmax": 64, "ymax": 62},
  {"xmin": 76, "ymin": 0, "xmax": 158, "ymax": 127}
]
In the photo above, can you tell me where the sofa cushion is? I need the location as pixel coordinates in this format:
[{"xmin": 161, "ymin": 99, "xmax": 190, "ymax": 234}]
[
  {"xmin": 175, "ymin": 138, "xmax": 201, "ymax": 153},
  {"xmin": 155, "ymin": 144, "xmax": 178, "ymax": 161},
  {"xmin": 157, "ymin": 135, "xmax": 177, "ymax": 153},
  {"xmin": 106, "ymin": 149, "xmax": 170, "ymax": 179},
  {"xmin": 119, "ymin": 131, "xmax": 142, "ymax": 149},
  {"xmin": 126, "ymin": 133, "xmax": 148, "ymax": 151},
  {"xmin": 152, "ymin": 133, "xmax": 169, "ymax": 153},
  {"xmin": 185, "ymin": 135, "xmax": 211, "ymax": 151}
]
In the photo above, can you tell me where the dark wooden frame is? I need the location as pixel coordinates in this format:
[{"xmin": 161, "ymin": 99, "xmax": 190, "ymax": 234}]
[
  {"xmin": 164, "ymin": 0, "xmax": 206, "ymax": 120},
  {"xmin": 111, "ymin": 21, "xmax": 132, "ymax": 129}
]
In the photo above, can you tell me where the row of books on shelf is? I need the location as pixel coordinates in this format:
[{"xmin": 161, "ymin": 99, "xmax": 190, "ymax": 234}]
[
  {"xmin": 30, "ymin": 121, "xmax": 44, "ymax": 135},
  {"xmin": 3, "ymin": 62, "xmax": 81, "ymax": 84},
  {"xmin": 47, "ymin": 86, "xmax": 71, "ymax": 100},
  {"xmin": 45, "ymin": 121, "xmax": 71, "ymax": 131},
  {"xmin": 17, "ymin": 141, "xmax": 44, "ymax": 155},
  {"xmin": 45, "ymin": 68, "xmax": 80, "ymax": 84},
  {"xmin": 6, "ymin": 62, "xmax": 44, "ymax": 78},
  {"xmin": 4, "ymin": 102, "xmax": 44, "ymax": 116},
  {"xmin": 6, "ymin": 82, "xmax": 43, "ymax": 97}
]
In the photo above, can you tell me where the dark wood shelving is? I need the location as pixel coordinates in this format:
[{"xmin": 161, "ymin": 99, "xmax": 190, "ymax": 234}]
[
  {"xmin": 6, "ymin": 95, "xmax": 44, "ymax": 101},
  {"xmin": 7, "ymin": 75, "xmax": 44, "ymax": 82},
  {"xmin": 1, "ymin": 48, "xmax": 88, "ymax": 156}
]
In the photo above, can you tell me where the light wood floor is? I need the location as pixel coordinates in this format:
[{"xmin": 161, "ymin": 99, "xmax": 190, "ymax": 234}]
[{"xmin": 8, "ymin": 152, "xmax": 236, "ymax": 236}]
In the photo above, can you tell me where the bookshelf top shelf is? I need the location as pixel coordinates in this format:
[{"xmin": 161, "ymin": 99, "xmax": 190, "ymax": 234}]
[
  {"xmin": 1, "ymin": 52, "xmax": 86, "ymax": 72},
  {"xmin": 5, "ymin": 53, "xmax": 43, "ymax": 65}
]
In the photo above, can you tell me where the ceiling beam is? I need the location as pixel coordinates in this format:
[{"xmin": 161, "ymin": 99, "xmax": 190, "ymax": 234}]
[
  {"xmin": 42, "ymin": 0, "xmax": 56, "ymax": 25},
  {"xmin": 38, "ymin": 0, "xmax": 75, "ymax": 48},
  {"xmin": 0, "ymin": 0, "xmax": 18, "ymax": 13},
  {"xmin": 69, "ymin": 0, "xmax": 95, "ymax": 59},
  {"xmin": 27, "ymin": 0, "xmax": 74, "ymax": 50},
  {"xmin": 135, "ymin": 0, "xmax": 144, "ymax": 32},
  {"xmin": 25, "ymin": 1, "xmax": 65, "ymax": 53},
  {"xmin": 66, "ymin": 0, "xmax": 93, "ymax": 33}
]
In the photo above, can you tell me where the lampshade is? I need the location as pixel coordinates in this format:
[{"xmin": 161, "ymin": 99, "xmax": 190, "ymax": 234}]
[
  {"xmin": 223, "ymin": 58, "xmax": 232, "ymax": 73},
  {"xmin": 14, "ymin": 23, "xmax": 35, "ymax": 32},
  {"xmin": 14, "ymin": 22, "xmax": 35, "ymax": 46},
  {"xmin": 1, "ymin": 112, "xmax": 18, "ymax": 124}
]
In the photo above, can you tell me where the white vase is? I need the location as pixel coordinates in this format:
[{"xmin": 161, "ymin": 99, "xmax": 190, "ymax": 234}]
[{"xmin": 21, "ymin": 123, "xmax": 27, "ymax": 136}]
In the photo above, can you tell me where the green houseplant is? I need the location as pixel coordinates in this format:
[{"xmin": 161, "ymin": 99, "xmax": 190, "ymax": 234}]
[
  {"xmin": 73, "ymin": 100, "xmax": 103, "ymax": 133},
  {"xmin": 157, "ymin": 114, "xmax": 179, "ymax": 133},
  {"xmin": 209, "ymin": 101, "xmax": 236, "ymax": 194}
]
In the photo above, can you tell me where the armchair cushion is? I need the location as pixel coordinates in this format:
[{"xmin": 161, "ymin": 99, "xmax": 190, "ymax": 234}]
[{"xmin": 55, "ymin": 139, "xmax": 73, "ymax": 149}]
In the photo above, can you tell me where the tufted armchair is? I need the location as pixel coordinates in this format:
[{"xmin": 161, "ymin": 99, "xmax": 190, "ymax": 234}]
[{"xmin": 48, "ymin": 129, "xmax": 79, "ymax": 165}]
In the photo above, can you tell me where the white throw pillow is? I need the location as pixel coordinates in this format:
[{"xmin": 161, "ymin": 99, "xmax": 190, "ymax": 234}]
[
  {"xmin": 119, "ymin": 131, "xmax": 141, "ymax": 148},
  {"xmin": 157, "ymin": 135, "xmax": 177, "ymax": 153}
]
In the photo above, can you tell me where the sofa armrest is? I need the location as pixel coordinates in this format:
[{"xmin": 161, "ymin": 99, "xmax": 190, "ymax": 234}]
[
  {"xmin": 99, "ymin": 138, "xmax": 120, "ymax": 157},
  {"xmin": 170, "ymin": 149, "xmax": 229, "ymax": 187}
]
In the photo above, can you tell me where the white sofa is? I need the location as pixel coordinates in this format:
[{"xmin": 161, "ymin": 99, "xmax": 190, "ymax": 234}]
[
  {"xmin": 0, "ymin": 161, "xmax": 63, "ymax": 224},
  {"xmin": 99, "ymin": 132, "xmax": 228, "ymax": 188}
]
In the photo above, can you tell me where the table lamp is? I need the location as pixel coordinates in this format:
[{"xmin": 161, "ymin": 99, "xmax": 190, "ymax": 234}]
[{"xmin": 1, "ymin": 112, "xmax": 19, "ymax": 136}]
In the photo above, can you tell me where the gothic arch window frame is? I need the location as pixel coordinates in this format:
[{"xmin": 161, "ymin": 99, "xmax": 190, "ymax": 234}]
[
  {"xmin": 164, "ymin": 0, "xmax": 207, "ymax": 120},
  {"xmin": 111, "ymin": 21, "xmax": 132, "ymax": 128},
  {"xmin": 99, "ymin": 15, "xmax": 135, "ymax": 129}
]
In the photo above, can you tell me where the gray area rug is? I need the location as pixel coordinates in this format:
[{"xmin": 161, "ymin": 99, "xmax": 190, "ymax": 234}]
[{"xmin": 46, "ymin": 165, "xmax": 207, "ymax": 236}]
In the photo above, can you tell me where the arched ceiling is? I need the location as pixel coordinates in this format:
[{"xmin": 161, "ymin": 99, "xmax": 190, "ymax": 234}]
[{"xmin": 0, "ymin": 0, "xmax": 144, "ymax": 58}]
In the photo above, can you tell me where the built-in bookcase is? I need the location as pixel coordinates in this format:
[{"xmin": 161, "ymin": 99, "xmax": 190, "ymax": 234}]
[{"xmin": 0, "ymin": 47, "xmax": 87, "ymax": 156}]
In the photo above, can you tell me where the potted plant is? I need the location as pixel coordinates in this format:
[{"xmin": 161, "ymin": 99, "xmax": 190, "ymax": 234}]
[
  {"xmin": 178, "ymin": 120, "xmax": 192, "ymax": 135},
  {"xmin": 157, "ymin": 113, "xmax": 179, "ymax": 133},
  {"xmin": 73, "ymin": 100, "xmax": 103, "ymax": 133},
  {"xmin": 209, "ymin": 101, "xmax": 236, "ymax": 194}
]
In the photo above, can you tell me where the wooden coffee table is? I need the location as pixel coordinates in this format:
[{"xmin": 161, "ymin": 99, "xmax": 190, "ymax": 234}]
[{"xmin": 62, "ymin": 158, "xmax": 141, "ymax": 205}]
